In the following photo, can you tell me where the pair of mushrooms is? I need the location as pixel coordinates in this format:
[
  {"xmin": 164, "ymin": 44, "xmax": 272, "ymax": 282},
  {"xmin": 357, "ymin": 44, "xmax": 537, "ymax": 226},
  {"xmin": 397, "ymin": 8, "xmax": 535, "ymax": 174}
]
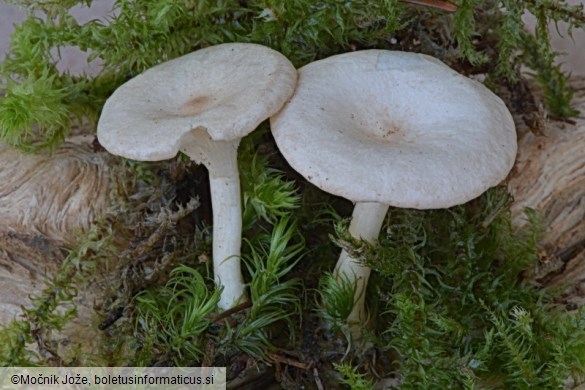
[{"xmin": 97, "ymin": 44, "xmax": 517, "ymax": 324}]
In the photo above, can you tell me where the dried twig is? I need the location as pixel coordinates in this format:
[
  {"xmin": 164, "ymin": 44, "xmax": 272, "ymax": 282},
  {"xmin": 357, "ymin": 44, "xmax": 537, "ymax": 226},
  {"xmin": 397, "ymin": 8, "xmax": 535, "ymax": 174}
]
[
  {"xmin": 399, "ymin": 0, "xmax": 458, "ymax": 13},
  {"xmin": 210, "ymin": 301, "xmax": 253, "ymax": 323},
  {"xmin": 313, "ymin": 368, "xmax": 325, "ymax": 390},
  {"xmin": 267, "ymin": 352, "xmax": 312, "ymax": 370}
]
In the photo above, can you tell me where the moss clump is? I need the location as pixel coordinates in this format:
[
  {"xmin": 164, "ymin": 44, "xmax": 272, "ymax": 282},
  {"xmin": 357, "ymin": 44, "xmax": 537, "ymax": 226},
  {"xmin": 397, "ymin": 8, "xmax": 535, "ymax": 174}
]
[{"xmin": 364, "ymin": 188, "xmax": 585, "ymax": 387}]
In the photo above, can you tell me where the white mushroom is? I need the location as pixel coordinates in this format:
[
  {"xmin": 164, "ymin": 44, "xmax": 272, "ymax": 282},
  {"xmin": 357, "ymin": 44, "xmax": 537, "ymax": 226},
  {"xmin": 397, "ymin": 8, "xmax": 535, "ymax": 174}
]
[
  {"xmin": 98, "ymin": 43, "xmax": 297, "ymax": 309},
  {"xmin": 270, "ymin": 50, "xmax": 517, "ymax": 334}
]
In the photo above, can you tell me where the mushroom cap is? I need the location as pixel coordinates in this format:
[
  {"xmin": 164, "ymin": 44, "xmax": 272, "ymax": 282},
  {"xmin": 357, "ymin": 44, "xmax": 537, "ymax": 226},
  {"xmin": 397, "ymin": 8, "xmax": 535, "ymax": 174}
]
[
  {"xmin": 97, "ymin": 43, "xmax": 297, "ymax": 161},
  {"xmin": 270, "ymin": 50, "xmax": 517, "ymax": 209}
]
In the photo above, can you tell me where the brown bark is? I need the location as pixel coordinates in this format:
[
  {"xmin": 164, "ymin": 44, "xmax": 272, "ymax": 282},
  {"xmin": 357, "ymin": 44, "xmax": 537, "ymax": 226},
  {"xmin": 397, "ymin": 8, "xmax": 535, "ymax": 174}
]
[
  {"xmin": 0, "ymin": 232, "xmax": 63, "ymax": 325},
  {"xmin": 509, "ymin": 78, "xmax": 585, "ymax": 307},
  {"xmin": 0, "ymin": 139, "xmax": 111, "ymax": 244},
  {"xmin": 0, "ymin": 138, "xmax": 111, "ymax": 325}
]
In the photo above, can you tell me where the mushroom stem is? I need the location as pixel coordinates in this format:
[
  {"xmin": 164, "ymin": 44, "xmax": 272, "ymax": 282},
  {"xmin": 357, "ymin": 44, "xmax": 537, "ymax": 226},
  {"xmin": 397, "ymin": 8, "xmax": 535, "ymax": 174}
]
[
  {"xmin": 208, "ymin": 173, "xmax": 245, "ymax": 309},
  {"xmin": 333, "ymin": 202, "xmax": 389, "ymax": 329},
  {"xmin": 182, "ymin": 132, "xmax": 246, "ymax": 310}
]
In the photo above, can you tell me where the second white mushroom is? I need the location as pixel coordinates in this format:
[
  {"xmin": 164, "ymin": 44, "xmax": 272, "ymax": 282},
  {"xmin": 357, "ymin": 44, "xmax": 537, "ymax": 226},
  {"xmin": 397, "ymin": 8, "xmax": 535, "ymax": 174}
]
[{"xmin": 270, "ymin": 50, "xmax": 517, "ymax": 335}]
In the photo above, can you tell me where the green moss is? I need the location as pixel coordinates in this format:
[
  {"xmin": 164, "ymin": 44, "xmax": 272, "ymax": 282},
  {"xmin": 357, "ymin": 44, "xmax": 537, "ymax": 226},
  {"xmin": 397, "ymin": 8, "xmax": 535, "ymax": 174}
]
[
  {"xmin": 335, "ymin": 362, "xmax": 375, "ymax": 389},
  {"xmin": 359, "ymin": 188, "xmax": 585, "ymax": 387},
  {"xmin": 134, "ymin": 265, "xmax": 221, "ymax": 365}
]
